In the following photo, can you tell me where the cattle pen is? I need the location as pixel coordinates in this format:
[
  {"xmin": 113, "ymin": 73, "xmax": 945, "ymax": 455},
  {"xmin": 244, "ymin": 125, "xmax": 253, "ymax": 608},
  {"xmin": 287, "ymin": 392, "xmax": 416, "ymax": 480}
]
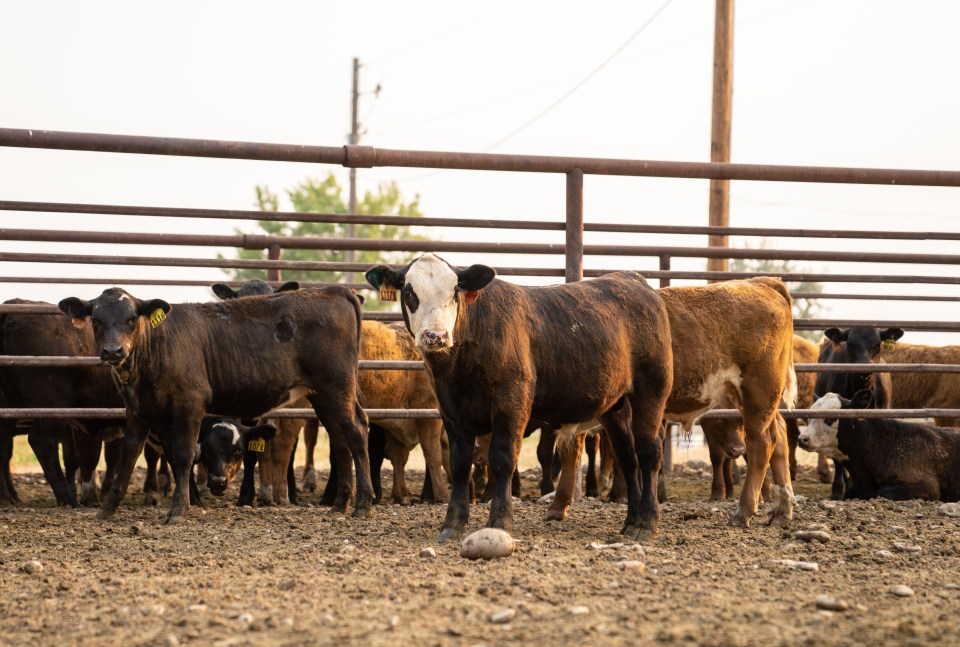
[{"xmin": 1, "ymin": 128, "xmax": 959, "ymax": 646}]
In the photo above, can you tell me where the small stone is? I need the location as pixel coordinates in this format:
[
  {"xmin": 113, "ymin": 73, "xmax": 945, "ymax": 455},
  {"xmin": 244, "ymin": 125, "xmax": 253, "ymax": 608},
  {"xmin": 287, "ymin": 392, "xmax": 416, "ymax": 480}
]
[
  {"xmin": 876, "ymin": 550, "xmax": 896, "ymax": 559},
  {"xmin": 187, "ymin": 604, "xmax": 207, "ymax": 612},
  {"xmin": 568, "ymin": 606, "xmax": 590, "ymax": 615},
  {"xmin": 795, "ymin": 530, "xmax": 831, "ymax": 543},
  {"xmin": 615, "ymin": 560, "xmax": 646, "ymax": 572},
  {"xmin": 165, "ymin": 635, "xmax": 179, "ymax": 647},
  {"xmin": 815, "ymin": 595, "xmax": 848, "ymax": 612},
  {"xmin": 460, "ymin": 528, "xmax": 515, "ymax": 560},
  {"xmin": 21, "ymin": 560, "xmax": 43, "ymax": 575},
  {"xmin": 944, "ymin": 584, "xmax": 959, "ymax": 590},
  {"xmin": 237, "ymin": 613, "xmax": 253, "ymax": 624},
  {"xmin": 893, "ymin": 542, "xmax": 922, "ymax": 554},
  {"xmin": 278, "ymin": 579, "xmax": 296, "ymax": 591},
  {"xmin": 775, "ymin": 559, "xmax": 819, "ymax": 571},
  {"xmin": 939, "ymin": 503, "xmax": 960, "ymax": 518},
  {"xmin": 339, "ymin": 544, "xmax": 357, "ymax": 554},
  {"xmin": 794, "ymin": 495, "xmax": 808, "ymax": 503},
  {"xmin": 490, "ymin": 608, "xmax": 516, "ymax": 624},
  {"xmin": 130, "ymin": 523, "xmax": 144, "ymax": 535},
  {"xmin": 420, "ymin": 547, "xmax": 437, "ymax": 559},
  {"xmin": 817, "ymin": 500, "xmax": 837, "ymax": 510},
  {"xmin": 538, "ymin": 492, "xmax": 556, "ymax": 504},
  {"xmin": 889, "ymin": 585, "xmax": 915, "ymax": 597},
  {"xmin": 388, "ymin": 615, "xmax": 399, "ymax": 628}
]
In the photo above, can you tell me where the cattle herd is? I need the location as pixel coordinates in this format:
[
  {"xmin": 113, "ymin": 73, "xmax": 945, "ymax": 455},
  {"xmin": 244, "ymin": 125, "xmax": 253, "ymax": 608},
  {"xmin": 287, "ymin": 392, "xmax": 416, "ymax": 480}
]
[{"xmin": 1, "ymin": 252, "xmax": 959, "ymax": 545}]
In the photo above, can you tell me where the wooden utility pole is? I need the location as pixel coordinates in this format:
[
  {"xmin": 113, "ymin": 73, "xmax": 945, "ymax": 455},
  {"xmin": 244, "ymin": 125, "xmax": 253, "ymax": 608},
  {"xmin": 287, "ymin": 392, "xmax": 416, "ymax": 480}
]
[
  {"xmin": 346, "ymin": 57, "xmax": 361, "ymax": 283},
  {"xmin": 707, "ymin": 0, "xmax": 734, "ymax": 276}
]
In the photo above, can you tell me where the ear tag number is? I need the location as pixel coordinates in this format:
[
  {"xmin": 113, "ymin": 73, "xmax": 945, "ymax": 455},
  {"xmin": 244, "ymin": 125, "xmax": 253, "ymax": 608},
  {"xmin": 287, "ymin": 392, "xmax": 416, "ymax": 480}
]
[
  {"xmin": 881, "ymin": 339, "xmax": 896, "ymax": 351},
  {"xmin": 149, "ymin": 309, "xmax": 167, "ymax": 329},
  {"xmin": 379, "ymin": 287, "xmax": 397, "ymax": 302},
  {"xmin": 247, "ymin": 438, "xmax": 266, "ymax": 453}
]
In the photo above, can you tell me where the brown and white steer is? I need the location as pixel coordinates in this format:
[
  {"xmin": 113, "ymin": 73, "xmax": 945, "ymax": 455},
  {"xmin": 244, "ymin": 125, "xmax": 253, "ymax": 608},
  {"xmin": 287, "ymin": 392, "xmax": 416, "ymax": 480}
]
[
  {"xmin": 59, "ymin": 286, "xmax": 371, "ymax": 523},
  {"xmin": 366, "ymin": 254, "xmax": 673, "ymax": 541}
]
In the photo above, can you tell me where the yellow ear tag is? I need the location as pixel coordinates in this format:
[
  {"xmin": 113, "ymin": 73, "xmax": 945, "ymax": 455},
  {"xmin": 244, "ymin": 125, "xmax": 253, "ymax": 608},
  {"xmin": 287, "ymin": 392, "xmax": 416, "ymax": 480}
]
[
  {"xmin": 247, "ymin": 438, "xmax": 266, "ymax": 453},
  {"xmin": 881, "ymin": 339, "xmax": 896, "ymax": 351},
  {"xmin": 149, "ymin": 308, "xmax": 167, "ymax": 329},
  {"xmin": 379, "ymin": 287, "xmax": 397, "ymax": 302}
]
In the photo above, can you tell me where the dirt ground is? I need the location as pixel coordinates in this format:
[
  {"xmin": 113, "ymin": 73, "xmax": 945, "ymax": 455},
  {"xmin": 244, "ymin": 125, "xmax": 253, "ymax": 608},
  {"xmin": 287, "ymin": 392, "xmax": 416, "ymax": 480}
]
[{"xmin": 1, "ymin": 459, "xmax": 958, "ymax": 647}]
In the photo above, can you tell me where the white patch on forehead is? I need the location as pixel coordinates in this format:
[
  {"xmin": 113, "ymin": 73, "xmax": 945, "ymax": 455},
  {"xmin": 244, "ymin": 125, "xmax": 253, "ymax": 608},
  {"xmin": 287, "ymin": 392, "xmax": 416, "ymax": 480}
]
[
  {"xmin": 799, "ymin": 393, "xmax": 845, "ymax": 459},
  {"xmin": 213, "ymin": 421, "xmax": 241, "ymax": 446},
  {"xmin": 811, "ymin": 393, "xmax": 842, "ymax": 412},
  {"xmin": 406, "ymin": 254, "xmax": 459, "ymax": 301}
]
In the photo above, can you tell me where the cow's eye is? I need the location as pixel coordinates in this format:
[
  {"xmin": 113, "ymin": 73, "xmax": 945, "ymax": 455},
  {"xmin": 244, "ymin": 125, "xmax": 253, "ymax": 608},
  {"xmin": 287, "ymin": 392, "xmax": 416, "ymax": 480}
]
[{"xmin": 402, "ymin": 287, "xmax": 419, "ymax": 312}]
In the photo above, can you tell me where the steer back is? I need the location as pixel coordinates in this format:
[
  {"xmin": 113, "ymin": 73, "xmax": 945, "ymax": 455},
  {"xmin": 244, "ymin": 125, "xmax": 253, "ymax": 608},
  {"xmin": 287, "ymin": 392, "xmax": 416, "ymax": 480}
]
[{"xmin": 885, "ymin": 342, "xmax": 960, "ymax": 427}]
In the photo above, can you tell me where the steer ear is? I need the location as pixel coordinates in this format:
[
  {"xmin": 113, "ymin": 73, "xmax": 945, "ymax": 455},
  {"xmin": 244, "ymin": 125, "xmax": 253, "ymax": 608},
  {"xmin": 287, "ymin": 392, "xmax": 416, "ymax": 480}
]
[
  {"xmin": 58, "ymin": 297, "xmax": 92, "ymax": 319},
  {"xmin": 457, "ymin": 264, "xmax": 496, "ymax": 291},
  {"xmin": 276, "ymin": 281, "xmax": 300, "ymax": 293},
  {"xmin": 245, "ymin": 424, "xmax": 277, "ymax": 442},
  {"xmin": 823, "ymin": 328, "xmax": 847, "ymax": 343},
  {"xmin": 850, "ymin": 389, "xmax": 873, "ymax": 409},
  {"xmin": 211, "ymin": 283, "xmax": 239, "ymax": 300},
  {"xmin": 137, "ymin": 299, "xmax": 171, "ymax": 317},
  {"xmin": 365, "ymin": 265, "xmax": 404, "ymax": 290},
  {"xmin": 880, "ymin": 328, "xmax": 904, "ymax": 342}
]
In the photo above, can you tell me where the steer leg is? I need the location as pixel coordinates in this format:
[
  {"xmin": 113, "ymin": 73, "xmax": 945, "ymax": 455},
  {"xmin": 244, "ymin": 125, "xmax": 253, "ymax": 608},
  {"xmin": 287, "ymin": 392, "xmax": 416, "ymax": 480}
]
[
  {"xmin": 301, "ymin": 419, "xmax": 320, "ymax": 493},
  {"xmin": 707, "ymin": 436, "xmax": 729, "ymax": 501},
  {"xmin": 546, "ymin": 427, "xmax": 585, "ymax": 521},
  {"xmin": 100, "ymin": 417, "xmax": 149, "ymax": 519},
  {"xmin": 600, "ymin": 400, "xmax": 643, "ymax": 538},
  {"xmin": 439, "ymin": 428, "xmax": 476, "ymax": 542},
  {"xmin": 0, "ymin": 428, "xmax": 19, "ymax": 506},
  {"xmin": 584, "ymin": 431, "xmax": 600, "ymax": 498},
  {"xmin": 817, "ymin": 454, "xmax": 832, "ymax": 484},
  {"xmin": 101, "ymin": 435, "xmax": 121, "ymax": 496},
  {"xmin": 732, "ymin": 413, "xmax": 777, "ymax": 528},
  {"xmin": 142, "ymin": 442, "xmax": 162, "ymax": 506},
  {"xmin": 766, "ymin": 414, "xmax": 794, "ymax": 527},
  {"xmin": 73, "ymin": 430, "xmax": 103, "ymax": 507},
  {"xmin": 386, "ymin": 433, "xmax": 411, "ymax": 504},
  {"xmin": 484, "ymin": 415, "xmax": 525, "ymax": 534},
  {"xmin": 369, "ymin": 423, "xmax": 385, "ymax": 504},
  {"xmin": 28, "ymin": 422, "xmax": 77, "ymax": 507},
  {"xmin": 166, "ymin": 409, "xmax": 203, "ymax": 524},
  {"xmin": 632, "ymin": 399, "xmax": 668, "ymax": 541},
  {"xmin": 536, "ymin": 424, "xmax": 557, "ymax": 496},
  {"xmin": 785, "ymin": 418, "xmax": 800, "ymax": 482},
  {"xmin": 312, "ymin": 397, "xmax": 373, "ymax": 518}
]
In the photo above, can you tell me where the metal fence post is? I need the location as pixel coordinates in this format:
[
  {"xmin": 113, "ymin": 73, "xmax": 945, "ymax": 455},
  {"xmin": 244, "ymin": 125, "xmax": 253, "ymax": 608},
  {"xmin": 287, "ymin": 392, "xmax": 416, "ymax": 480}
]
[
  {"xmin": 267, "ymin": 244, "xmax": 282, "ymax": 282},
  {"xmin": 565, "ymin": 169, "xmax": 584, "ymax": 283}
]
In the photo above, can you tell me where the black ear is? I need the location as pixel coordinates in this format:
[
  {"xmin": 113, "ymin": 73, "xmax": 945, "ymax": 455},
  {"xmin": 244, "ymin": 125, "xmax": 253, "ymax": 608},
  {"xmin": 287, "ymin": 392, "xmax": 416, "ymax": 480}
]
[
  {"xmin": 276, "ymin": 281, "xmax": 300, "ymax": 293},
  {"xmin": 365, "ymin": 265, "xmax": 404, "ymax": 290},
  {"xmin": 211, "ymin": 283, "xmax": 239, "ymax": 300},
  {"xmin": 880, "ymin": 328, "xmax": 904, "ymax": 342},
  {"xmin": 245, "ymin": 424, "xmax": 277, "ymax": 442},
  {"xmin": 823, "ymin": 328, "xmax": 847, "ymax": 343},
  {"xmin": 137, "ymin": 299, "xmax": 171, "ymax": 317},
  {"xmin": 850, "ymin": 389, "xmax": 873, "ymax": 409},
  {"xmin": 457, "ymin": 264, "xmax": 496, "ymax": 291},
  {"xmin": 58, "ymin": 297, "xmax": 92, "ymax": 319},
  {"xmin": 355, "ymin": 293, "xmax": 365, "ymax": 305}
]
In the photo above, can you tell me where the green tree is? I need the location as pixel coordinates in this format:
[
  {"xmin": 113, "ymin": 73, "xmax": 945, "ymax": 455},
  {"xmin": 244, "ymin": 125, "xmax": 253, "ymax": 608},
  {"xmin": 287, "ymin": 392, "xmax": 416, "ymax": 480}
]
[
  {"xmin": 222, "ymin": 173, "xmax": 427, "ymax": 307},
  {"xmin": 728, "ymin": 241, "xmax": 827, "ymax": 342}
]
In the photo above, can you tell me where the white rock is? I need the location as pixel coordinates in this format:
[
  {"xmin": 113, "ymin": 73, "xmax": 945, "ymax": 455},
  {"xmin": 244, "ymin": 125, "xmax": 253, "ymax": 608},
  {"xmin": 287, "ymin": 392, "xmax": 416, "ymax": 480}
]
[
  {"xmin": 568, "ymin": 606, "xmax": 590, "ymax": 616},
  {"xmin": 21, "ymin": 560, "xmax": 43, "ymax": 575},
  {"xmin": 794, "ymin": 495, "xmax": 808, "ymax": 503},
  {"xmin": 420, "ymin": 547, "xmax": 437, "ymax": 559},
  {"xmin": 587, "ymin": 541, "xmax": 644, "ymax": 553},
  {"xmin": 876, "ymin": 550, "xmax": 896, "ymax": 559},
  {"xmin": 775, "ymin": 559, "xmax": 819, "ymax": 571},
  {"xmin": 165, "ymin": 635, "xmax": 179, "ymax": 647},
  {"xmin": 237, "ymin": 613, "xmax": 253, "ymax": 624},
  {"xmin": 815, "ymin": 595, "xmax": 848, "ymax": 612},
  {"xmin": 795, "ymin": 530, "xmax": 831, "ymax": 543},
  {"xmin": 490, "ymin": 608, "xmax": 516, "ymax": 624},
  {"xmin": 893, "ymin": 542, "xmax": 922, "ymax": 554},
  {"xmin": 187, "ymin": 604, "xmax": 207, "ymax": 612},
  {"xmin": 615, "ymin": 560, "xmax": 646, "ymax": 572},
  {"xmin": 939, "ymin": 502, "xmax": 960, "ymax": 518},
  {"xmin": 339, "ymin": 544, "xmax": 358, "ymax": 554},
  {"xmin": 388, "ymin": 615, "xmax": 399, "ymax": 628},
  {"xmin": 461, "ymin": 528, "xmax": 515, "ymax": 560},
  {"xmin": 889, "ymin": 585, "xmax": 915, "ymax": 597},
  {"xmin": 538, "ymin": 492, "xmax": 556, "ymax": 504}
]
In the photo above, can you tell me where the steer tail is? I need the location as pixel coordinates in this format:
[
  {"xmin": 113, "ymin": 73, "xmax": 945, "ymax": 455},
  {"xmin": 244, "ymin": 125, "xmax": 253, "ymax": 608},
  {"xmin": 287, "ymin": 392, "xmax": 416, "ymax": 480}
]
[{"xmin": 781, "ymin": 335, "xmax": 798, "ymax": 410}]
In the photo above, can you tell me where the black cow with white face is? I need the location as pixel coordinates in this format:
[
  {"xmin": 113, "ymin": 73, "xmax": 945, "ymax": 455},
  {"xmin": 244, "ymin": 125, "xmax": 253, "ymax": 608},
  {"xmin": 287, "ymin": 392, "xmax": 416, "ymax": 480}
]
[
  {"xmin": 59, "ymin": 286, "xmax": 370, "ymax": 524},
  {"xmin": 196, "ymin": 418, "xmax": 276, "ymax": 496},
  {"xmin": 800, "ymin": 390, "xmax": 960, "ymax": 502},
  {"xmin": 814, "ymin": 326, "xmax": 903, "ymax": 498},
  {"xmin": 366, "ymin": 253, "xmax": 673, "ymax": 541}
]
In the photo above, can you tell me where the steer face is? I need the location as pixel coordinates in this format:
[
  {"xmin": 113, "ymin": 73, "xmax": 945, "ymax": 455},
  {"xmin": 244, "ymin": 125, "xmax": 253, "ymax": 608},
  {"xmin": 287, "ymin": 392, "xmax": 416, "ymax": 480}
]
[
  {"xmin": 198, "ymin": 419, "xmax": 276, "ymax": 496},
  {"xmin": 365, "ymin": 254, "xmax": 496, "ymax": 352},
  {"xmin": 211, "ymin": 279, "xmax": 300, "ymax": 300},
  {"xmin": 823, "ymin": 326, "xmax": 904, "ymax": 366},
  {"xmin": 798, "ymin": 393, "xmax": 847, "ymax": 460},
  {"xmin": 58, "ymin": 288, "xmax": 171, "ymax": 365}
]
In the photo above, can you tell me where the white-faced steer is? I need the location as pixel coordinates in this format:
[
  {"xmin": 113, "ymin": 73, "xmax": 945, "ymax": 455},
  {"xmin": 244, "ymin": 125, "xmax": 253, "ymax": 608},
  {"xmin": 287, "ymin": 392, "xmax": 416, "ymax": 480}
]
[
  {"xmin": 366, "ymin": 253, "xmax": 673, "ymax": 541},
  {"xmin": 59, "ymin": 286, "xmax": 371, "ymax": 523}
]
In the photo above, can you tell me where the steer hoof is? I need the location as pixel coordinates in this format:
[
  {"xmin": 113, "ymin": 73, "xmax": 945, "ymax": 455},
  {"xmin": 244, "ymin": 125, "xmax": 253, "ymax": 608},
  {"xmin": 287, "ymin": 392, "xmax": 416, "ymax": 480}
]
[
  {"xmin": 544, "ymin": 506, "xmax": 568, "ymax": 522},
  {"xmin": 96, "ymin": 507, "xmax": 117, "ymax": 521},
  {"xmin": 768, "ymin": 512, "xmax": 792, "ymax": 528},
  {"xmin": 165, "ymin": 514, "xmax": 185, "ymax": 525},
  {"xmin": 729, "ymin": 507, "xmax": 752, "ymax": 528},
  {"xmin": 438, "ymin": 527, "xmax": 462, "ymax": 543},
  {"xmin": 352, "ymin": 505, "xmax": 371, "ymax": 519}
]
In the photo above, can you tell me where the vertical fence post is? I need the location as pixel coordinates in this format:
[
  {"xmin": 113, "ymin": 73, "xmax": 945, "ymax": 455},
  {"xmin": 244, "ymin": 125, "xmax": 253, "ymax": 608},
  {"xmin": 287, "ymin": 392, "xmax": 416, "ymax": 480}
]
[
  {"xmin": 267, "ymin": 244, "xmax": 282, "ymax": 282},
  {"xmin": 659, "ymin": 254, "xmax": 672, "ymax": 288},
  {"xmin": 565, "ymin": 169, "xmax": 584, "ymax": 283},
  {"xmin": 659, "ymin": 254, "xmax": 673, "ymax": 473}
]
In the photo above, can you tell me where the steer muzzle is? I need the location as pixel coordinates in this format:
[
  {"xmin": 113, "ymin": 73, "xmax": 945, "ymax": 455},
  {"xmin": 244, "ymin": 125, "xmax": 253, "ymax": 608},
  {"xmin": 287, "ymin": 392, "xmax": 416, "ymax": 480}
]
[
  {"xmin": 207, "ymin": 474, "xmax": 228, "ymax": 497},
  {"xmin": 797, "ymin": 435, "xmax": 811, "ymax": 450},
  {"xmin": 421, "ymin": 329, "xmax": 450, "ymax": 350},
  {"xmin": 725, "ymin": 444, "xmax": 746, "ymax": 460},
  {"xmin": 100, "ymin": 345, "xmax": 126, "ymax": 364}
]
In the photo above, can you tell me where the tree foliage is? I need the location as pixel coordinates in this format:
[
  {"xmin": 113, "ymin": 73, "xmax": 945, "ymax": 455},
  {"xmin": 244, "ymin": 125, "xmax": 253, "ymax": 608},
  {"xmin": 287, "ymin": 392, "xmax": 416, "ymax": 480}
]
[
  {"xmin": 729, "ymin": 242, "xmax": 827, "ymax": 342},
  {"xmin": 222, "ymin": 173, "xmax": 427, "ymax": 305}
]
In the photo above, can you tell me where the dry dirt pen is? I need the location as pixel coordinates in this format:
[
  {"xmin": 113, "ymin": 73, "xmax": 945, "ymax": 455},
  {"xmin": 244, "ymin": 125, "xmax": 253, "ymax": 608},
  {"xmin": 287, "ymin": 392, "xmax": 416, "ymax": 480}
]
[{"xmin": 1, "ymin": 130, "xmax": 960, "ymax": 645}]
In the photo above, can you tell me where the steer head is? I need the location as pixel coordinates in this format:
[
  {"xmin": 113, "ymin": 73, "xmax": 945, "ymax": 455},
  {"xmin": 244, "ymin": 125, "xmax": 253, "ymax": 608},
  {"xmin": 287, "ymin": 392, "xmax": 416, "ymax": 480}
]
[
  {"xmin": 823, "ymin": 327, "xmax": 903, "ymax": 363},
  {"xmin": 58, "ymin": 288, "xmax": 171, "ymax": 365},
  {"xmin": 210, "ymin": 279, "xmax": 300, "ymax": 300},
  {"xmin": 197, "ymin": 418, "xmax": 277, "ymax": 496},
  {"xmin": 365, "ymin": 254, "xmax": 496, "ymax": 352},
  {"xmin": 798, "ymin": 390, "xmax": 871, "ymax": 460}
]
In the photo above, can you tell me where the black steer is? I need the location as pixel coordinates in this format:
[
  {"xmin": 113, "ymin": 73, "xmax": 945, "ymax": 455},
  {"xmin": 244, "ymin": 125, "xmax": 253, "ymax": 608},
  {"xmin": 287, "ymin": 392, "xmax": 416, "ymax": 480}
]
[
  {"xmin": 800, "ymin": 390, "xmax": 960, "ymax": 501},
  {"xmin": 366, "ymin": 254, "xmax": 673, "ymax": 541},
  {"xmin": 59, "ymin": 286, "xmax": 370, "ymax": 523},
  {"xmin": 815, "ymin": 326, "xmax": 903, "ymax": 498}
]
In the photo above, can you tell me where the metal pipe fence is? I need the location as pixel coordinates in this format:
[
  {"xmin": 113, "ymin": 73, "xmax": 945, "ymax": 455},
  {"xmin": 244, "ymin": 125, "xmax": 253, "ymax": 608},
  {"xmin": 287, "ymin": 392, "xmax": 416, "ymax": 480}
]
[{"xmin": 2, "ymin": 127, "xmax": 960, "ymax": 438}]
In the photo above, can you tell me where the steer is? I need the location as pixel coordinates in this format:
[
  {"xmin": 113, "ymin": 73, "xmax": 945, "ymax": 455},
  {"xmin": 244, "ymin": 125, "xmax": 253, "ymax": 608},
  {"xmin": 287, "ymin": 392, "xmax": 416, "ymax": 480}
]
[
  {"xmin": 366, "ymin": 254, "xmax": 673, "ymax": 541},
  {"xmin": 885, "ymin": 341, "xmax": 960, "ymax": 427},
  {"xmin": 799, "ymin": 390, "xmax": 960, "ymax": 501},
  {"xmin": 815, "ymin": 326, "xmax": 902, "ymax": 498},
  {"xmin": 59, "ymin": 286, "xmax": 370, "ymax": 523}
]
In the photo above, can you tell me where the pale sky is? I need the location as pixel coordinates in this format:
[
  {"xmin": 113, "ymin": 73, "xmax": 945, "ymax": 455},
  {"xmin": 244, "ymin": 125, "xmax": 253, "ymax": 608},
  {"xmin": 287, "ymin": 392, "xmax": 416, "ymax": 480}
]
[{"xmin": 1, "ymin": 0, "xmax": 959, "ymax": 343}]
